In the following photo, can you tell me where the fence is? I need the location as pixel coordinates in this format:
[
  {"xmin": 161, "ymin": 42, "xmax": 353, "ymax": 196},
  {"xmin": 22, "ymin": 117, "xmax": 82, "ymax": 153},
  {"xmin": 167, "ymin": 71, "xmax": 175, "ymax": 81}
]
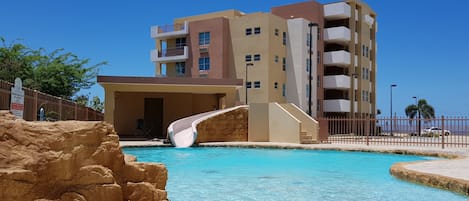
[
  {"xmin": 318, "ymin": 116, "xmax": 469, "ymax": 148},
  {"xmin": 0, "ymin": 80, "xmax": 103, "ymax": 121}
]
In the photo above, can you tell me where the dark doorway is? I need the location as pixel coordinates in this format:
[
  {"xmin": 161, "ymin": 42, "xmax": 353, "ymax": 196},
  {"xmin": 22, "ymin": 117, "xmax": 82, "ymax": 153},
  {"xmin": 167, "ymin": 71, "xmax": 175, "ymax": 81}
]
[{"xmin": 144, "ymin": 98, "xmax": 164, "ymax": 139}]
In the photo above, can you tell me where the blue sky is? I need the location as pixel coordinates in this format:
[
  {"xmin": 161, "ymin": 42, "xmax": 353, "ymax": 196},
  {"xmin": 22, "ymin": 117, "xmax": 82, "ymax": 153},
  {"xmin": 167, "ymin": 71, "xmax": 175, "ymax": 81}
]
[{"xmin": 1, "ymin": 0, "xmax": 468, "ymax": 116}]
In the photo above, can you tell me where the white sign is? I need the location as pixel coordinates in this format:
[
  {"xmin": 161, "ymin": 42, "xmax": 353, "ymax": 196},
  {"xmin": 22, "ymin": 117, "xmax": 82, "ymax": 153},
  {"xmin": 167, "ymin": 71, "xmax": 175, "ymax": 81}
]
[{"xmin": 10, "ymin": 78, "xmax": 25, "ymax": 119}]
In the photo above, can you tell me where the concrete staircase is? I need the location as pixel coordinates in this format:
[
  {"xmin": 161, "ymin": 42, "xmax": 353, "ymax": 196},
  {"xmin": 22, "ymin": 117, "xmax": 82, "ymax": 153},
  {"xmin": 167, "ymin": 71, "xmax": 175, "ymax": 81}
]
[
  {"xmin": 300, "ymin": 131, "xmax": 315, "ymax": 144},
  {"xmin": 279, "ymin": 103, "xmax": 320, "ymax": 144}
]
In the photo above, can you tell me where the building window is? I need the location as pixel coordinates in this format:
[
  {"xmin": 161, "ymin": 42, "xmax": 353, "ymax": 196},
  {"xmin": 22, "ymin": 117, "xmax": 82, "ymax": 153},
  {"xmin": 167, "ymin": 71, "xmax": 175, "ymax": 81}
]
[
  {"xmin": 254, "ymin": 27, "xmax": 261, "ymax": 34},
  {"xmin": 362, "ymin": 67, "xmax": 365, "ymax": 79},
  {"xmin": 199, "ymin": 32, "xmax": 210, "ymax": 45},
  {"xmin": 245, "ymin": 55, "xmax": 252, "ymax": 62},
  {"xmin": 366, "ymin": 46, "xmax": 369, "ymax": 57},
  {"xmin": 245, "ymin": 28, "xmax": 252, "ymax": 36},
  {"xmin": 317, "ymin": 75, "xmax": 320, "ymax": 87},
  {"xmin": 306, "ymin": 33, "xmax": 311, "ymax": 47},
  {"xmin": 274, "ymin": 82, "xmax": 278, "ymax": 89},
  {"xmin": 317, "ymin": 99, "xmax": 320, "ymax": 111},
  {"xmin": 176, "ymin": 62, "xmax": 185, "ymax": 76},
  {"xmin": 254, "ymin": 54, "xmax": 261, "ymax": 61},
  {"xmin": 306, "ymin": 58, "xmax": 311, "ymax": 72},
  {"xmin": 274, "ymin": 55, "xmax": 279, "ymax": 63},
  {"xmin": 362, "ymin": 44, "xmax": 365, "ymax": 56},
  {"xmin": 362, "ymin": 90, "xmax": 370, "ymax": 102},
  {"xmin": 282, "ymin": 83, "xmax": 286, "ymax": 97},
  {"xmin": 275, "ymin": 29, "xmax": 279, "ymax": 36},
  {"xmin": 317, "ymin": 51, "xmax": 321, "ymax": 63},
  {"xmin": 306, "ymin": 84, "xmax": 310, "ymax": 98},
  {"xmin": 198, "ymin": 57, "xmax": 210, "ymax": 71},
  {"xmin": 246, "ymin": 81, "xmax": 252, "ymax": 88},
  {"xmin": 317, "ymin": 28, "xmax": 321, "ymax": 40},
  {"xmin": 175, "ymin": 38, "xmax": 186, "ymax": 48},
  {"xmin": 254, "ymin": 81, "xmax": 261, "ymax": 88},
  {"xmin": 282, "ymin": 57, "xmax": 286, "ymax": 71},
  {"xmin": 282, "ymin": 32, "xmax": 286, "ymax": 45},
  {"xmin": 365, "ymin": 68, "xmax": 369, "ymax": 80}
]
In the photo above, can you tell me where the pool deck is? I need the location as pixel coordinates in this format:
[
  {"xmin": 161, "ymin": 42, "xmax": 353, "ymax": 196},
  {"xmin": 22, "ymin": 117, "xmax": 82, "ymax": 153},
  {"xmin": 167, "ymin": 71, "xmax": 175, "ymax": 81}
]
[{"xmin": 119, "ymin": 141, "xmax": 469, "ymax": 196}]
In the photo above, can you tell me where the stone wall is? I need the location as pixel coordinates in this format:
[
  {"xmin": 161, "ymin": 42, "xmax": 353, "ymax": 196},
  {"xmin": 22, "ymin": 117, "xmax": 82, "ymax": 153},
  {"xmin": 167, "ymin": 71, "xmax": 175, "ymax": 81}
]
[
  {"xmin": 195, "ymin": 107, "xmax": 248, "ymax": 143},
  {"xmin": 0, "ymin": 111, "xmax": 168, "ymax": 201}
]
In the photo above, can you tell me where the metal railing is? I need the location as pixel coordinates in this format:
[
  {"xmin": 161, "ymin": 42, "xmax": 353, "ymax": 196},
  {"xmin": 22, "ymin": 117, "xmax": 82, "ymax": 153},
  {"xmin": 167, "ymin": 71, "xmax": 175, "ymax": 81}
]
[
  {"xmin": 318, "ymin": 116, "xmax": 469, "ymax": 148},
  {"xmin": 158, "ymin": 47, "xmax": 185, "ymax": 57},
  {"xmin": 157, "ymin": 23, "xmax": 185, "ymax": 33},
  {"xmin": 0, "ymin": 80, "xmax": 103, "ymax": 121}
]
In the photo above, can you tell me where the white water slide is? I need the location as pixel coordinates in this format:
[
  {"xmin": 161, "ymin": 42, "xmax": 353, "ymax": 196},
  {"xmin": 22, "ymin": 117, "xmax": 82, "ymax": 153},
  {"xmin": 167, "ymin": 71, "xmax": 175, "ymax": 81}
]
[{"xmin": 167, "ymin": 106, "xmax": 247, "ymax": 148}]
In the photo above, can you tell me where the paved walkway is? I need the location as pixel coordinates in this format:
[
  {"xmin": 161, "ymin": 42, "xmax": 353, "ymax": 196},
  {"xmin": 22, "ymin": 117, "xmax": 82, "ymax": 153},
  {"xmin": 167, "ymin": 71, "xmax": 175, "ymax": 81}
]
[
  {"xmin": 119, "ymin": 141, "xmax": 469, "ymax": 196},
  {"xmin": 120, "ymin": 140, "xmax": 170, "ymax": 147}
]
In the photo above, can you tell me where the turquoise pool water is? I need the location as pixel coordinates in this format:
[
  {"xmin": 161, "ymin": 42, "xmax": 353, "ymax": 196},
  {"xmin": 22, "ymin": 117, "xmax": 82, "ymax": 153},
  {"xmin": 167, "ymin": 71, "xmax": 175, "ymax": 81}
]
[{"xmin": 123, "ymin": 147, "xmax": 467, "ymax": 201}]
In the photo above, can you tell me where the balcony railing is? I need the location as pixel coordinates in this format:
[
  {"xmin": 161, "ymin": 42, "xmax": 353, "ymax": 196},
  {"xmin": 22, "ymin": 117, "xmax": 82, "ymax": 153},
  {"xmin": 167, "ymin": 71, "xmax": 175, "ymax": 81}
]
[
  {"xmin": 324, "ymin": 2, "xmax": 351, "ymax": 20},
  {"xmin": 158, "ymin": 24, "xmax": 185, "ymax": 33},
  {"xmin": 324, "ymin": 75, "xmax": 358, "ymax": 90},
  {"xmin": 159, "ymin": 47, "xmax": 185, "ymax": 57},
  {"xmin": 324, "ymin": 50, "xmax": 351, "ymax": 66},
  {"xmin": 323, "ymin": 99, "xmax": 358, "ymax": 113},
  {"xmin": 324, "ymin": 26, "xmax": 351, "ymax": 44},
  {"xmin": 151, "ymin": 46, "xmax": 188, "ymax": 63},
  {"xmin": 151, "ymin": 21, "xmax": 189, "ymax": 39}
]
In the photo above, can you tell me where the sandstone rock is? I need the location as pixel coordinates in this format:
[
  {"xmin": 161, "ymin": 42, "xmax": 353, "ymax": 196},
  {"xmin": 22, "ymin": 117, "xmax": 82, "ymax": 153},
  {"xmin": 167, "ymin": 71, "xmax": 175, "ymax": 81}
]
[
  {"xmin": 59, "ymin": 192, "xmax": 87, "ymax": 201},
  {"xmin": 124, "ymin": 182, "xmax": 168, "ymax": 201},
  {"xmin": 124, "ymin": 162, "xmax": 167, "ymax": 190},
  {"xmin": 72, "ymin": 183, "xmax": 123, "ymax": 201},
  {"xmin": 73, "ymin": 165, "xmax": 115, "ymax": 185},
  {"xmin": 0, "ymin": 169, "xmax": 36, "ymax": 200},
  {"xmin": 124, "ymin": 154, "xmax": 137, "ymax": 163},
  {"xmin": 0, "ymin": 111, "xmax": 168, "ymax": 201}
]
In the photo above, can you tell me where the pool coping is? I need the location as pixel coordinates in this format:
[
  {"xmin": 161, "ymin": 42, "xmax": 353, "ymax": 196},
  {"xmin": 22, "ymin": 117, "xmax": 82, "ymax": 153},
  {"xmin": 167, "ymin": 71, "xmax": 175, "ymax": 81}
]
[{"xmin": 120, "ymin": 141, "xmax": 469, "ymax": 196}]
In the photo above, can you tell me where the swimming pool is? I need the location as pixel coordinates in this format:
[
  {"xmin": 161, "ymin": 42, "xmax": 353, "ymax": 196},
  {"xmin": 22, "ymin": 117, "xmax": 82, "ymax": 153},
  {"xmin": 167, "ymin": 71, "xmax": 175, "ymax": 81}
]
[{"xmin": 123, "ymin": 147, "xmax": 467, "ymax": 201}]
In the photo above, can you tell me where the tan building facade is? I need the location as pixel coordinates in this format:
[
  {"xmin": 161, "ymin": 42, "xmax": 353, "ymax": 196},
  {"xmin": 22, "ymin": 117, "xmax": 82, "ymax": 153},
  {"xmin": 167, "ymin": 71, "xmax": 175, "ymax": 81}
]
[{"xmin": 98, "ymin": 0, "xmax": 377, "ymax": 138}]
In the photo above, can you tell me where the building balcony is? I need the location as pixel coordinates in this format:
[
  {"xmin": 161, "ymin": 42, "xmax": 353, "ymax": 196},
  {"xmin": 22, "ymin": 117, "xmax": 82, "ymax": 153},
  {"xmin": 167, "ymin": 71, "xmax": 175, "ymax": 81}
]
[
  {"xmin": 151, "ymin": 21, "xmax": 189, "ymax": 40},
  {"xmin": 323, "ymin": 75, "xmax": 358, "ymax": 90},
  {"xmin": 151, "ymin": 46, "xmax": 188, "ymax": 63},
  {"xmin": 324, "ymin": 50, "xmax": 351, "ymax": 66},
  {"xmin": 324, "ymin": 26, "xmax": 351, "ymax": 44},
  {"xmin": 324, "ymin": 2, "xmax": 351, "ymax": 20},
  {"xmin": 364, "ymin": 14, "xmax": 375, "ymax": 27},
  {"xmin": 323, "ymin": 99, "xmax": 358, "ymax": 113}
]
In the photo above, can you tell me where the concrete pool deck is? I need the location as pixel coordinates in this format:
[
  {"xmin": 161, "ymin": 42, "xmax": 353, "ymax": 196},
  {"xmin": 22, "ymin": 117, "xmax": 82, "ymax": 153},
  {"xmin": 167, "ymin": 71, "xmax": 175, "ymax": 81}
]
[{"xmin": 119, "ymin": 141, "xmax": 469, "ymax": 196}]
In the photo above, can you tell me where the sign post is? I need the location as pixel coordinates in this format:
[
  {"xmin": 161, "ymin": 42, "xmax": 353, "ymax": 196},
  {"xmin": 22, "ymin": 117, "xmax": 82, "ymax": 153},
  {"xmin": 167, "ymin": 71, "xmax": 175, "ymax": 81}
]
[{"xmin": 10, "ymin": 78, "xmax": 25, "ymax": 119}]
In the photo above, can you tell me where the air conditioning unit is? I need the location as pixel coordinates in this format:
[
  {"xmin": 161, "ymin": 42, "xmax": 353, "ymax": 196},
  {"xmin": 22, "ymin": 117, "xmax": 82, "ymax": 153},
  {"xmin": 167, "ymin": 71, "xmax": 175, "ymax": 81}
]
[{"xmin": 200, "ymin": 47, "xmax": 209, "ymax": 53}]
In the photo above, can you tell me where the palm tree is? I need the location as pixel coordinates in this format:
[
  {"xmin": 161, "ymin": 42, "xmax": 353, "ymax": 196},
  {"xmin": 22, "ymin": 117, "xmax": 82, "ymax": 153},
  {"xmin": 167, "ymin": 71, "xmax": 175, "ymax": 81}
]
[{"xmin": 405, "ymin": 99, "xmax": 435, "ymax": 135}]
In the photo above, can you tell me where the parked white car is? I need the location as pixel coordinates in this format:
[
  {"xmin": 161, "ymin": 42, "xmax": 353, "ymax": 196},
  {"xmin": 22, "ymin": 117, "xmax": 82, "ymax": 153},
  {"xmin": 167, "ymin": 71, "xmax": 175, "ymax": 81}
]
[{"xmin": 422, "ymin": 127, "xmax": 451, "ymax": 136}]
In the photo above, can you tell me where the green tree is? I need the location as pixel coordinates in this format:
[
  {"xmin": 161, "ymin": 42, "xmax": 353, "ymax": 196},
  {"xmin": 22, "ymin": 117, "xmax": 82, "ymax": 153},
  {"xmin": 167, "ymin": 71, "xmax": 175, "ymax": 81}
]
[
  {"xmin": 90, "ymin": 96, "xmax": 104, "ymax": 112},
  {"xmin": 0, "ymin": 37, "xmax": 106, "ymax": 99},
  {"xmin": 0, "ymin": 37, "xmax": 38, "ymax": 86},
  {"xmin": 405, "ymin": 99, "xmax": 435, "ymax": 135},
  {"xmin": 74, "ymin": 94, "xmax": 89, "ymax": 106}
]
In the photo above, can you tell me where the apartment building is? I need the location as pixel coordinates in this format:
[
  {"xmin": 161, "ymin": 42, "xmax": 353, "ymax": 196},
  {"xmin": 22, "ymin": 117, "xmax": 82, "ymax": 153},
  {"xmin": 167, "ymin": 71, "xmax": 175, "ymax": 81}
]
[{"xmin": 98, "ymin": 0, "xmax": 377, "ymax": 138}]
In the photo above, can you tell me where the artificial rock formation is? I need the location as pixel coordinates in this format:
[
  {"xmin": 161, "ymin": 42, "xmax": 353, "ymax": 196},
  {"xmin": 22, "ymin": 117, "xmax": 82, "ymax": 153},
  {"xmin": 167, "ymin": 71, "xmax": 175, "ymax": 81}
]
[
  {"xmin": 195, "ymin": 107, "xmax": 248, "ymax": 143},
  {"xmin": 0, "ymin": 111, "xmax": 168, "ymax": 201}
]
